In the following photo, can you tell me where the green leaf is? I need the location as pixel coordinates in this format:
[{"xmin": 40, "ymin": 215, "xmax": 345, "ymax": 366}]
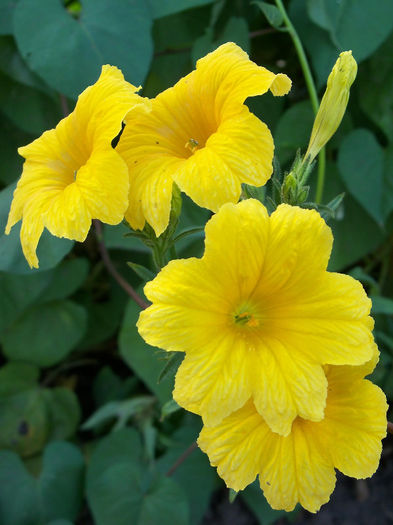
[
  {"xmin": 82, "ymin": 396, "xmax": 155, "ymax": 432},
  {"xmin": 93, "ymin": 366, "xmax": 137, "ymax": 407},
  {"xmin": 0, "ymin": 388, "xmax": 49, "ymax": 457},
  {"xmin": 14, "ymin": 0, "xmax": 153, "ymax": 99},
  {"xmin": 2, "ymin": 300, "xmax": 87, "ymax": 367},
  {"xmin": 0, "ymin": 362, "xmax": 40, "ymax": 398},
  {"xmin": 38, "ymin": 258, "xmax": 89, "ymax": 303},
  {"xmin": 103, "ymin": 223, "xmax": 149, "ymax": 252},
  {"xmin": 0, "ymin": 70, "xmax": 60, "ymax": 135},
  {"xmin": 127, "ymin": 261, "xmax": 156, "ymax": 282},
  {"xmin": 383, "ymin": 146, "xmax": 393, "ymax": 219},
  {"xmin": 148, "ymin": 0, "xmax": 213, "ymax": 19},
  {"xmin": 242, "ymin": 481, "xmax": 292, "ymax": 525},
  {"xmin": 358, "ymin": 35, "xmax": 393, "ymax": 143},
  {"xmin": 0, "ymin": 0, "xmax": 14, "ymax": 35},
  {"xmin": 119, "ymin": 299, "xmax": 174, "ymax": 404},
  {"xmin": 275, "ymin": 100, "xmax": 314, "ymax": 165},
  {"xmin": 87, "ymin": 428, "xmax": 189, "ymax": 525},
  {"xmin": 158, "ymin": 352, "xmax": 184, "ymax": 383},
  {"xmin": 0, "ymin": 184, "xmax": 74, "ymax": 274},
  {"xmin": 43, "ymin": 388, "xmax": 81, "ymax": 441},
  {"xmin": 0, "ymin": 269, "xmax": 53, "ymax": 334},
  {"xmin": 161, "ymin": 399, "xmax": 181, "ymax": 420},
  {"xmin": 337, "ymin": 129, "xmax": 384, "ymax": 225},
  {"xmin": 323, "ymin": 162, "xmax": 384, "ymax": 270},
  {"xmin": 0, "ymin": 115, "xmax": 34, "ymax": 185},
  {"xmin": 371, "ymin": 296, "xmax": 393, "ymax": 316},
  {"xmin": 192, "ymin": 16, "xmax": 250, "ymax": 62},
  {"xmin": 307, "ymin": 0, "xmax": 393, "ymax": 62},
  {"xmin": 39, "ymin": 441, "xmax": 84, "ymax": 523},
  {"xmin": 0, "ymin": 441, "xmax": 84, "ymax": 524},
  {"xmin": 157, "ymin": 416, "xmax": 215, "ymax": 525},
  {"xmin": 253, "ymin": 2, "xmax": 283, "ymax": 28}
]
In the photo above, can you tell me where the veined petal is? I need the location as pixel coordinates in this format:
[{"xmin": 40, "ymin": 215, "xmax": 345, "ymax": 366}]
[
  {"xmin": 252, "ymin": 204, "xmax": 333, "ymax": 297},
  {"xmin": 251, "ymin": 338, "xmax": 327, "ymax": 435},
  {"xmin": 195, "ymin": 42, "xmax": 291, "ymax": 120},
  {"xmin": 173, "ymin": 334, "xmax": 252, "ymax": 426},
  {"xmin": 321, "ymin": 370, "xmax": 387, "ymax": 478},
  {"xmin": 259, "ymin": 420, "xmax": 336, "ymax": 513},
  {"xmin": 198, "ymin": 401, "xmax": 269, "ymax": 492},
  {"xmin": 203, "ymin": 200, "xmax": 270, "ymax": 301},
  {"xmin": 138, "ymin": 258, "xmax": 229, "ymax": 353}
]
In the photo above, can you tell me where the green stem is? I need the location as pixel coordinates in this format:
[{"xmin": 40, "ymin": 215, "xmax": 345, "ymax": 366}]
[{"xmin": 274, "ymin": 0, "xmax": 326, "ymax": 203}]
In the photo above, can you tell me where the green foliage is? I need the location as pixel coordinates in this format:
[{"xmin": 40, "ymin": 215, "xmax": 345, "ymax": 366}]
[
  {"xmin": 0, "ymin": 441, "xmax": 84, "ymax": 525},
  {"xmin": 1, "ymin": 0, "xmax": 393, "ymax": 523},
  {"xmin": 87, "ymin": 428, "xmax": 189, "ymax": 525}
]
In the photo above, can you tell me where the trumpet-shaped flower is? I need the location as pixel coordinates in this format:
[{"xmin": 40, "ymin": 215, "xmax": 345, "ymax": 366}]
[
  {"xmin": 117, "ymin": 42, "xmax": 291, "ymax": 236},
  {"xmin": 198, "ymin": 358, "xmax": 387, "ymax": 513},
  {"xmin": 138, "ymin": 199, "xmax": 375, "ymax": 435},
  {"xmin": 6, "ymin": 66, "xmax": 149, "ymax": 268}
]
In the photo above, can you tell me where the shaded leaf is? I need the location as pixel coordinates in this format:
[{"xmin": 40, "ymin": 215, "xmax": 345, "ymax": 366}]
[
  {"xmin": 337, "ymin": 129, "xmax": 384, "ymax": 225},
  {"xmin": 14, "ymin": 0, "xmax": 153, "ymax": 99},
  {"xmin": 2, "ymin": 300, "xmax": 87, "ymax": 367},
  {"xmin": 148, "ymin": 0, "xmax": 213, "ymax": 19},
  {"xmin": 275, "ymin": 100, "xmax": 314, "ymax": 165},
  {"xmin": 253, "ymin": 2, "xmax": 283, "ymax": 28}
]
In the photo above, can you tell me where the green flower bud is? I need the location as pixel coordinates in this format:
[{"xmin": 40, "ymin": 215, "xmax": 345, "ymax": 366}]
[{"xmin": 306, "ymin": 51, "xmax": 357, "ymax": 162}]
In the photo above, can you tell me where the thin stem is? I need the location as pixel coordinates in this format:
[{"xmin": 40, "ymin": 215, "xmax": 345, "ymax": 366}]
[
  {"xmin": 274, "ymin": 0, "xmax": 326, "ymax": 204},
  {"xmin": 166, "ymin": 441, "xmax": 198, "ymax": 476},
  {"xmin": 94, "ymin": 220, "xmax": 149, "ymax": 310}
]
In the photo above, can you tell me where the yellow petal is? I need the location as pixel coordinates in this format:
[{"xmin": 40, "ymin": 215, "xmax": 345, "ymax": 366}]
[
  {"xmin": 117, "ymin": 42, "xmax": 290, "ymax": 233},
  {"xmin": 251, "ymin": 338, "xmax": 327, "ymax": 435},
  {"xmin": 198, "ymin": 400, "xmax": 269, "ymax": 492},
  {"xmin": 321, "ymin": 370, "xmax": 387, "ymax": 478},
  {"xmin": 173, "ymin": 335, "xmax": 253, "ymax": 426},
  {"xmin": 7, "ymin": 65, "xmax": 145, "ymax": 267}
]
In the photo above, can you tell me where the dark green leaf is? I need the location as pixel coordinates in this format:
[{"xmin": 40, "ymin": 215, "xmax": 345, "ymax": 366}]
[
  {"xmin": 192, "ymin": 16, "xmax": 250, "ymax": 62},
  {"xmin": 127, "ymin": 261, "xmax": 156, "ymax": 282},
  {"xmin": 158, "ymin": 352, "xmax": 184, "ymax": 383},
  {"xmin": 323, "ymin": 162, "xmax": 384, "ymax": 270},
  {"xmin": 358, "ymin": 35, "xmax": 393, "ymax": 142},
  {"xmin": 87, "ymin": 428, "xmax": 189, "ymax": 525},
  {"xmin": 371, "ymin": 296, "xmax": 393, "ymax": 316},
  {"xmin": 0, "ymin": 115, "xmax": 34, "ymax": 185},
  {"xmin": 43, "ymin": 388, "xmax": 81, "ymax": 441},
  {"xmin": 38, "ymin": 258, "xmax": 89, "ymax": 303},
  {"xmin": 0, "ymin": 388, "xmax": 49, "ymax": 457},
  {"xmin": 307, "ymin": 0, "xmax": 393, "ymax": 62},
  {"xmin": 148, "ymin": 0, "xmax": 213, "ymax": 19},
  {"xmin": 14, "ymin": 0, "xmax": 153, "ymax": 99},
  {"xmin": 0, "ymin": 0, "xmax": 14, "ymax": 35},
  {"xmin": 2, "ymin": 300, "xmax": 87, "ymax": 367},
  {"xmin": 242, "ymin": 481, "xmax": 291, "ymax": 525},
  {"xmin": 119, "ymin": 299, "xmax": 174, "ymax": 404},
  {"xmin": 103, "ymin": 223, "xmax": 149, "ymax": 252},
  {"xmin": 384, "ymin": 146, "xmax": 393, "ymax": 220},
  {"xmin": 253, "ymin": 2, "xmax": 283, "ymax": 28},
  {"xmin": 157, "ymin": 416, "xmax": 215, "ymax": 525},
  {"xmin": 275, "ymin": 101, "xmax": 314, "ymax": 165},
  {"xmin": 0, "ymin": 70, "xmax": 60, "ymax": 135},
  {"xmin": 338, "ymin": 129, "xmax": 384, "ymax": 225},
  {"xmin": 93, "ymin": 366, "xmax": 136, "ymax": 407},
  {"xmin": 0, "ymin": 362, "xmax": 40, "ymax": 398},
  {"xmin": 161, "ymin": 399, "xmax": 181, "ymax": 420}
]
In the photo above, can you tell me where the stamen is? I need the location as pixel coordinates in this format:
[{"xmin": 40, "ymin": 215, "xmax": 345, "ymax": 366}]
[
  {"xmin": 185, "ymin": 138, "xmax": 199, "ymax": 153},
  {"xmin": 234, "ymin": 311, "xmax": 259, "ymax": 327}
]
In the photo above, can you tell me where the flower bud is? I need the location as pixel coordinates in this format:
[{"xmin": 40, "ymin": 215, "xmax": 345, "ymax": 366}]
[{"xmin": 305, "ymin": 51, "xmax": 357, "ymax": 162}]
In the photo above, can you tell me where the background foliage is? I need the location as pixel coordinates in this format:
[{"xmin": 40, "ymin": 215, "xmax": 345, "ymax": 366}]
[{"xmin": 1, "ymin": 1, "xmax": 393, "ymax": 524}]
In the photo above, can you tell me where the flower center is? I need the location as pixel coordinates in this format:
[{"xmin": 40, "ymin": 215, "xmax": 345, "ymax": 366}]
[
  {"xmin": 234, "ymin": 311, "xmax": 259, "ymax": 327},
  {"xmin": 185, "ymin": 138, "xmax": 199, "ymax": 153}
]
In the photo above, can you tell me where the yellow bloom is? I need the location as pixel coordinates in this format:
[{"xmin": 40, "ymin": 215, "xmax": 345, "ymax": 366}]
[
  {"xmin": 6, "ymin": 66, "xmax": 149, "ymax": 268},
  {"xmin": 198, "ymin": 358, "xmax": 387, "ymax": 513},
  {"xmin": 117, "ymin": 42, "xmax": 291, "ymax": 236},
  {"xmin": 305, "ymin": 51, "xmax": 357, "ymax": 162},
  {"xmin": 138, "ymin": 199, "xmax": 375, "ymax": 435}
]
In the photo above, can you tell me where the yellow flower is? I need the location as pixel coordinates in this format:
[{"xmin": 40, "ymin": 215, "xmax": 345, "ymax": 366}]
[
  {"xmin": 6, "ymin": 66, "xmax": 149, "ymax": 268},
  {"xmin": 305, "ymin": 51, "xmax": 357, "ymax": 162},
  {"xmin": 116, "ymin": 42, "xmax": 291, "ymax": 236},
  {"xmin": 198, "ymin": 357, "xmax": 387, "ymax": 513},
  {"xmin": 138, "ymin": 199, "xmax": 375, "ymax": 435}
]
